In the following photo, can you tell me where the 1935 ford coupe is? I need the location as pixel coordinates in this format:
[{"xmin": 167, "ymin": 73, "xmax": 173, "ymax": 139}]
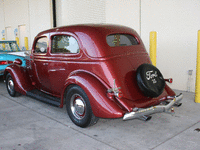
[{"xmin": 4, "ymin": 24, "xmax": 183, "ymax": 127}]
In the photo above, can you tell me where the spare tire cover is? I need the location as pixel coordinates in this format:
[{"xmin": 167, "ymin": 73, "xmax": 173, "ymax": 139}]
[{"xmin": 136, "ymin": 63, "xmax": 165, "ymax": 98}]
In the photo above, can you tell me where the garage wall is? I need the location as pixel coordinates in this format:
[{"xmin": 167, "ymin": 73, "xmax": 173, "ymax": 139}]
[
  {"xmin": 28, "ymin": 0, "xmax": 52, "ymax": 47},
  {"xmin": 0, "ymin": 0, "xmax": 52, "ymax": 50},
  {"xmin": 106, "ymin": 0, "xmax": 140, "ymax": 35},
  {"xmin": 1, "ymin": 0, "xmax": 29, "ymax": 47},
  {"xmin": 141, "ymin": 0, "xmax": 200, "ymax": 92},
  {"xmin": 56, "ymin": 0, "xmax": 106, "ymax": 26},
  {"xmin": 0, "ymin": 1, "xmax": 5, "ymax": 39},
  {"xmin": 0, "ymin": 0, "xmax": 200, "ymax": 92}
]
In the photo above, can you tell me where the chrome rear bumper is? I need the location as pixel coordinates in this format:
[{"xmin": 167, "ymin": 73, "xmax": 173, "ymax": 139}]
[{"xmin": 123, "ymin": 93, "xmax": 183, "ymax": 121}]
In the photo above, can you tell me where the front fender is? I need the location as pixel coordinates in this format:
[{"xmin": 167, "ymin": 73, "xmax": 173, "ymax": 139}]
[
  {"xmin": 62, "ymin": 72, "xmax": 125, "ymax": 118},
  {"xmin": 4, "ymin": 64, "xmax": 34, "ymax": 95}
]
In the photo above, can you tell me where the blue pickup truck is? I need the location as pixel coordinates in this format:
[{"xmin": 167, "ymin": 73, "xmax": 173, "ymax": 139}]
[{"xmin": 0, "ymin": 41, "xmax": 26, "ymax": 76}]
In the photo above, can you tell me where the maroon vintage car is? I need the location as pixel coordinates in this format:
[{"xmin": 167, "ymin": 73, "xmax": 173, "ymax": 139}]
[{"xmin": 4, "ymin": 24, "xmax": 183, "ymax": 127}]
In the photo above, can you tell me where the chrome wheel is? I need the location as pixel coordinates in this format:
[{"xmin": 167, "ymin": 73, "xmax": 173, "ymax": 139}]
[
  {"xmin": 8, "ymin": 78, "xmax": 14, "ymax": 93},
  {"xmin": 70, "ymin": 94, "xmax": 86, "ymax": 120},
  {"xmin": 66, "ymin": 85, "xmax": 99, "ymax": 128},
  {"xmin": 6, "ymin": 73, "xmax": 17, "ymax": 97},
  {"xmin": 6, "ymin": 73, "xmax": 20, "ymax": 97}
]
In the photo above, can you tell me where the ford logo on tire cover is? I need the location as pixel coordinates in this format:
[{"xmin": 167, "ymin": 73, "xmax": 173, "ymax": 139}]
[{"xmin": 136, "ymin": 63, "xmax": 165, "ymax": 98}]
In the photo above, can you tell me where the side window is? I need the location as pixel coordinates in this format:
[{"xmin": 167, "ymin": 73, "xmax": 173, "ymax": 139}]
[
  {"xmin": 34, "ymin": 37, "xmax": 48, "ymax": 53},
  {"xmin": 51, "ymin": 35, "xmax": 80, "ymax": 54}
]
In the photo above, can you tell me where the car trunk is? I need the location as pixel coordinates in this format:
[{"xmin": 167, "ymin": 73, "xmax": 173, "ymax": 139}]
[{"xmin": 99, "ymin": 46, "xmax": 169, "ymax": 103}]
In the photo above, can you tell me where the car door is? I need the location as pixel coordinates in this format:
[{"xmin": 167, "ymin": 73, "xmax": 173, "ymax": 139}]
[
  {"xmin": 48, "ymin": 34, "xmax": 80, "ymax": 95},
  {"xmin": 32, "ymin": 35, "xmax": 52, "ymax": 92}
]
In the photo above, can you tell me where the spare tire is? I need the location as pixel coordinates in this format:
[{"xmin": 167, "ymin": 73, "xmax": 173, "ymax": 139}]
[{"xmin": 136, "ymin": 63, "xmax": 165, "ymax": 98}]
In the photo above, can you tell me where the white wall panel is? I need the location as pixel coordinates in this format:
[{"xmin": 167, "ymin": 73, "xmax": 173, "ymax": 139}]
[
  {"xmin": 0, "ymin": 0, "xmax": 52, "ymax": 49},
  {"xmin": 29, "ymin": 0, "xmax": 52, "ymax": 47},
  {"xmin": 1, "ymin": 0, "xmax": 29, "ymax": 42},
  {"xmin": 106, "ymin": 0, "xmax": 140, "ymax": 34},
  {"xmin": 18, "ymin": 25, "xmax": 26, "ymax": 49},
  {"xmin": 56, "ymin": 0, "xmax": 63, "ymax": 26},
  {"xmin": 57, "ymin": 0, "xmax": 106, "ymax": 26},
  {"xmin": 4, "ymin": 0, "xmax": 29, "ymax": 28},
  {"xmin": 0, "ymin": 1, "xmax": 5, "ymax": 39},
  {"xmin": 5, "ymin": 26, "xmax": 12, "ymax": 40},
  {"xmin": 141, "ymin": 0, "xmax": 200, "ymax": 92}
]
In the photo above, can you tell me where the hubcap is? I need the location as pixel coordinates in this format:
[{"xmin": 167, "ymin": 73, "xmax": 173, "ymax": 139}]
[
  {"xmin": 8, "ymin": 79, "xmax": 14, "ymax": 93},
  {"xmin": 70, "ymin": 94, "xmax": 86, "ymax": 119}
]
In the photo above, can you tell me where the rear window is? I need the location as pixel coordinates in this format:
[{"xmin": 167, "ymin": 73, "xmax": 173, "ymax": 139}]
[{"xmin": 106, "ymin": 34, "xmax": 139, "ymax": 47}]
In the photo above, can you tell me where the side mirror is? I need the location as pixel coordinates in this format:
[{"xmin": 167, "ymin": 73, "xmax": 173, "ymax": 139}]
[{"xmin": 14, "ymin": 59, "xmax": 22, "ymax": 65}]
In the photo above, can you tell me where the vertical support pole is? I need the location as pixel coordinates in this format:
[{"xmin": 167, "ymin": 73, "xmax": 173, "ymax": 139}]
[
  {"xmin": 2, "ymin": 38, "xmax": 5, "ymax": 49},
  {"xmin": 52, "ymin": 0, "xmax": 57, "ymax": 27},
  {"xmin": 15, "ymin": 37, "xmax": 19, "ymax": 47},
  {"xmin": 195, "ymin": 30, "xmax": 200, "ymax": 103},
  {"xmin": 24, "ymin": 37, "xmax": 28, "ymax": 50},
  {"xmin": 150, "ymin": 31, "xmax": 157, "ymax": 66}
]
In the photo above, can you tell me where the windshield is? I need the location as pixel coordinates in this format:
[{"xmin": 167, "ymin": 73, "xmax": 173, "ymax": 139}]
[{"xmin": 0, "ymin": 42, "xmax": 20, "ymax": 52}]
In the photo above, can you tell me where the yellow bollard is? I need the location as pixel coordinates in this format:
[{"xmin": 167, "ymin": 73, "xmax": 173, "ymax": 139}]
[
  {"xmin": 149, "ymin": 31, "xmax": 157, "ymax": 66},
  {"xmin": 24, "ymin": 37, "xmax": 28, "ymax": 50},
  {"xmin": 195, "ymin": 30, "xmax": 200, "ymax": 103},
  {"xmin": 2, "ymin": 38, "xmax": 5, "ymax": 49},
  {"xmin": 15, "ymin": 37, "xmax": 19, "ymax": 47}
]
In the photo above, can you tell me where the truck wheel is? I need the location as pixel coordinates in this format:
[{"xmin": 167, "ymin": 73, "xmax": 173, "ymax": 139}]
[
  {"xmin": 66, "ymin": 85, "xmax": 98, "ymax": 128},
  {"xmin": 6, "ymin": 73, "xmax": 20, "ymax": 97},
  {"xmin": 136, "ymin": 63, "xmax": 165, "ymax": 98}
]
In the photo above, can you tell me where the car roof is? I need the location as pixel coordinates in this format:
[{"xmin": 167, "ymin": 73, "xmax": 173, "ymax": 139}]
[
  {"xmin": 37, "ymin": 24, "xmax": 136, "ymax": 36},
  {"xmin": 36, "ymin": 24, "xmax": 142, "ymax": 58}
]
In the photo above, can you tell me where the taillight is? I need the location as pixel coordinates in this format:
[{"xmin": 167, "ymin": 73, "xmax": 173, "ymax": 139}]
[
  {"xmin": 0, "ymin": 61, "xmax": 13, "ymax": 65},
  {"xmin": 165, "ymin": 78, "xmax": 173, "ymax": 83},
  {"xmin": 0, "ymin": 61, "xmax": 8, "ymax": 65},
  {"xmin": 8, "ymin": 61, "xmax": 13, "ymax": 64}
]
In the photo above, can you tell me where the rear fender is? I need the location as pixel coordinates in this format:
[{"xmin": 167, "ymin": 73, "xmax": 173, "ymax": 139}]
[
  {"xmin": 61, "ymin": 72, "xmax": 125, "ymax": 118},
  {"xmin": 4, "ymin": 64, "xmax": 34, "ymax": 95}
]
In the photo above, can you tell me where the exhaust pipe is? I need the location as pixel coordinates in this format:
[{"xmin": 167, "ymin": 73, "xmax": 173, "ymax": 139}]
[{"xmin": 138, "ymin": 115, "xmax": 152, "ymax": 121}]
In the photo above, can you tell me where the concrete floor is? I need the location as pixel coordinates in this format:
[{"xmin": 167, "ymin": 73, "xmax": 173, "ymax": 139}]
[{"xmin": 0, "ymin": 77, "xmax": 200, "ymax": 150}]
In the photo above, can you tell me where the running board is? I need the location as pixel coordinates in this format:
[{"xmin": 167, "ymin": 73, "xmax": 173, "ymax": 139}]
[{"xmin": 26, "ymin": 89, "xmax": 61, "ymax": 107}]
